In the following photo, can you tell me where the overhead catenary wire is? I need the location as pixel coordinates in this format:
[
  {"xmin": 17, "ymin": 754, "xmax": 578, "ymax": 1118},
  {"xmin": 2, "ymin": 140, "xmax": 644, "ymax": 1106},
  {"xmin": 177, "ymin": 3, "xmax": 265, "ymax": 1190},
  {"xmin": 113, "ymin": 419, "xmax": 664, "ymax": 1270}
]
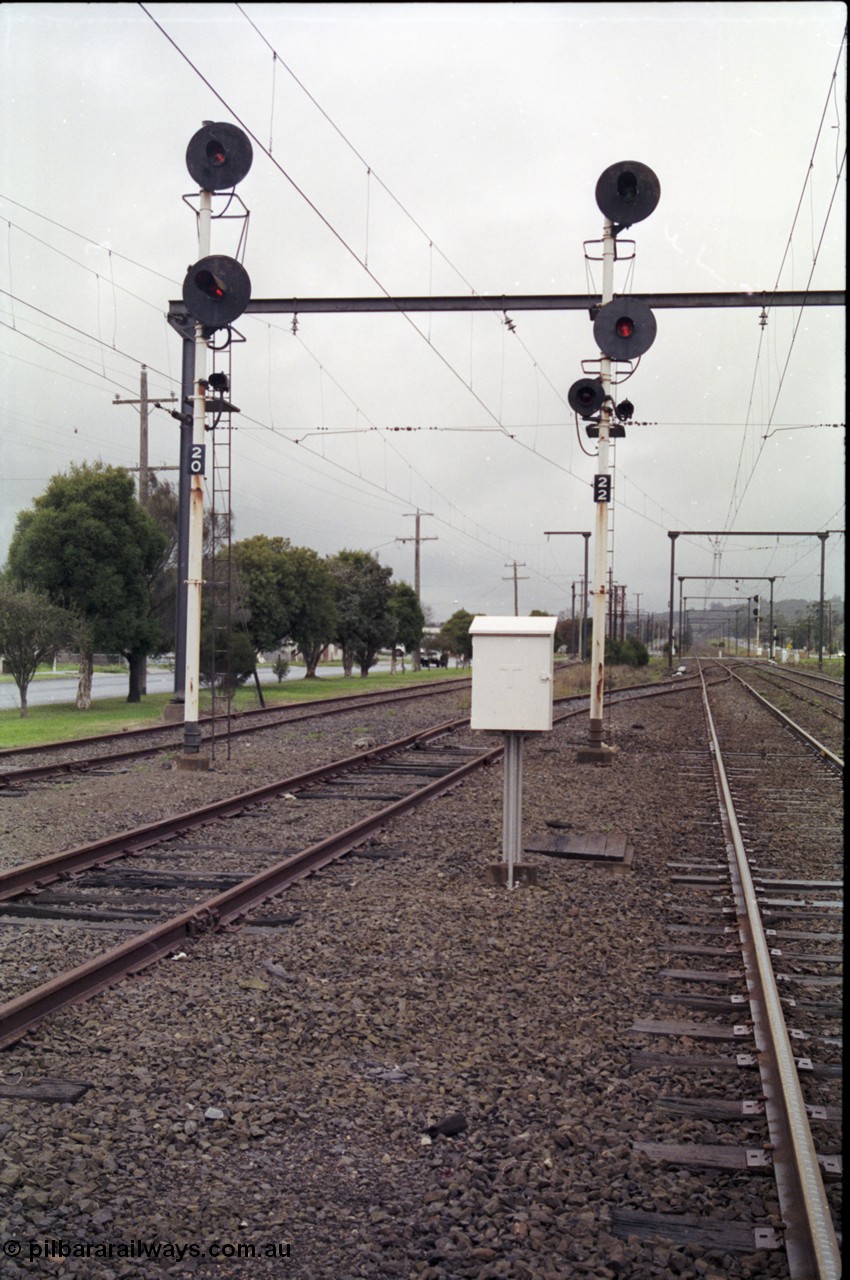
[
  {"xmin": 721, "ymin": 28, "xmax": 847, "ymax": 535},
  {"xmin": 142, "ymin": 4, "xmax": 838, "ymax": 596},
  {"xmin": 0, "ymin": 274, "xmax": 763, "ymax": 588},
  {"xmin": 139, "ymin": 2, "xmax": 698, "ymax": 553},
  {"xmin": 8, "ymin": 192, "xmax": 832, "ymax": 575},
  {"xmin": 2, "ymin": 16, "xmax": 841, "ymax": 613},
  {"xmin": 0, "ymin": 134, "xmax": 788, "ymax": 574},
  {"xmin": 138, "ymin": 3, "xmax": 523, "ymax": 450}
]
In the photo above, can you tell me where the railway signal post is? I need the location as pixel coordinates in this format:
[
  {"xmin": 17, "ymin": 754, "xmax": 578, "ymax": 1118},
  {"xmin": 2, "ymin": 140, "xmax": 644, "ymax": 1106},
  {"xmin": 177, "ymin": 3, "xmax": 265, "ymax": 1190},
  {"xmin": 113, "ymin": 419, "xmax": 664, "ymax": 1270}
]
[
  {"xmin": 176, "ymin": 122, "xmax": 252, "ymax": 767},
  {"xmin": 573, "ymin": 163, "xmax": 660, "ymax": 763}
]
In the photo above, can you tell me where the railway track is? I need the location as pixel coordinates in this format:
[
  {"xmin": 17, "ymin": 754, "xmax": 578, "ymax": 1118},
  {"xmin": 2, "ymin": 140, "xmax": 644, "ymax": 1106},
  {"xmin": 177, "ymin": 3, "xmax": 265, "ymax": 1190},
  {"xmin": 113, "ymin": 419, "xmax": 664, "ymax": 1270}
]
[
  {"xmin": 0, "ymin": 677, "xmax": 472, "ymax": 787},
  {"xmin": 620, "ymin": 663, "xmax": 842, "ymax": 1276},
  {"xmin": 0, "ymin": 660, "xmax": 842, "ymax": 1278},
  {"xmin": 0, "ymin": 677, "xmax": 712, "ymax": 1048},
  {"xmin": 734, "ymin": 660, "xmax": 843, "ymax": 695},
  {"xmin": 725, "ymin": 661, "xmax": 844, "ymax": 760},
  {"xmin": 0, "ymin": 715, "xmax": 495, "ymax": 1045},
  {"xmin": 0, "ymin": 668, "xmax": 708, "ymax": 789}
]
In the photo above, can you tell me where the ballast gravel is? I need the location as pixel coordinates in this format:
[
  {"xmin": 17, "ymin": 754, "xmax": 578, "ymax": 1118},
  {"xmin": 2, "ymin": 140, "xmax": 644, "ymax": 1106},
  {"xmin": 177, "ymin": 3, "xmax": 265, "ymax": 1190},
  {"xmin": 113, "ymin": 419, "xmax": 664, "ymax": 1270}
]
[{"xmin": 0, "ymin": 675, "xmax": 836, "ymax": 1280}]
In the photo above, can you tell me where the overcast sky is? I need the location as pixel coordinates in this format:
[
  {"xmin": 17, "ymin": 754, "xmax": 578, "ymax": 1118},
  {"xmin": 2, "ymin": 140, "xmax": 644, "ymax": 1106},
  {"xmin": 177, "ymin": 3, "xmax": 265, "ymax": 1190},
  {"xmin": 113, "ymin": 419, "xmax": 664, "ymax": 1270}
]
[{"xmin": 1, "ymin": 2, "xmax": 845, "ymax": 626}]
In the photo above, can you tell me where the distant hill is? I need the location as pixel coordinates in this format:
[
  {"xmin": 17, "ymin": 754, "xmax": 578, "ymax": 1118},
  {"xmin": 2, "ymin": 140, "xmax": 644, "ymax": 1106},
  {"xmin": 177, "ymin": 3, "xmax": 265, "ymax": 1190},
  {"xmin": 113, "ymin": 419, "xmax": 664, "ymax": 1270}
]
[{"xmin": 698, "ymin": 597, "xmax": 843, "ymax": 620}]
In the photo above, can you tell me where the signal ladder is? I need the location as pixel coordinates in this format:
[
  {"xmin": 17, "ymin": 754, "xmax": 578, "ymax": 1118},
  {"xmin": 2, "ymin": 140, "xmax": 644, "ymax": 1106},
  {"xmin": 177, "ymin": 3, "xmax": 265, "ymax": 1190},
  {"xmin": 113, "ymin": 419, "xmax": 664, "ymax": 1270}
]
[{"xmin": 208, "ymin": 353, "xmax": 235, "ymax": 759}]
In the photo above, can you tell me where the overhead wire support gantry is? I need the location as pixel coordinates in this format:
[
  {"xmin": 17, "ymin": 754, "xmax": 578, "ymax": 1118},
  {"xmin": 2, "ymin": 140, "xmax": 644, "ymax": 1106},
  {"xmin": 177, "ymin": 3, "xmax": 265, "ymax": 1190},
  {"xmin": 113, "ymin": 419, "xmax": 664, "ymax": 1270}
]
[{"xmin": 167, "ymin": 290, "xmax": 843, "ymax": 327}]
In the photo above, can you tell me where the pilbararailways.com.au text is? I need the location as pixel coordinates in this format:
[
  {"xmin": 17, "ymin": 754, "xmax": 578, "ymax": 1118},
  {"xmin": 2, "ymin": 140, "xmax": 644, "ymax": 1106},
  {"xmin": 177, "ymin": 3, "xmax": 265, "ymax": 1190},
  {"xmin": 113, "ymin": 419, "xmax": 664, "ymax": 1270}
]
[{"xmin": 2, "ymin": 1238, "xmax": 292, "ymax": 1263}]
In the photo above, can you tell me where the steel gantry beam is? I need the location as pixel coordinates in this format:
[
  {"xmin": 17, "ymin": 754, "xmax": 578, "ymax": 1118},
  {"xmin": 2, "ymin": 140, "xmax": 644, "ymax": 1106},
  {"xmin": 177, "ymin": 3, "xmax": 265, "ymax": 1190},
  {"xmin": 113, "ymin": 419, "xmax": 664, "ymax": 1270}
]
[
  {"xmin": 676, "ymin": 576, "xmax": 784, "ymax": 658},
  {"xmin": 667, "ymin": 532, "xmax": 845, "ymax": 670},
  {"xmin": 164, "ymin": 288, "xmax": 843, "ymax": 713},
  {"xmin": 168, "ymin": 289, "xmax": 843, "ymax": 331}
]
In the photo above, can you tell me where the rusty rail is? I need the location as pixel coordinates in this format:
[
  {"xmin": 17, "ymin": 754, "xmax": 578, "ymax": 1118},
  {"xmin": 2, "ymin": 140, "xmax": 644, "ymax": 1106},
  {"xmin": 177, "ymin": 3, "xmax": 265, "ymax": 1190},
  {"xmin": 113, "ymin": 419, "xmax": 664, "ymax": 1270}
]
[
  {"xmin": 0, "ymin": 735, "xmax": 502, "ymax": 1050},
  {"xmin": 0, "ymin": 677, "xmax": 726, "ymax": 1051},
  {"xmin": 700, "ymin": 670, "xmax": 842, "ymax": 1280}
]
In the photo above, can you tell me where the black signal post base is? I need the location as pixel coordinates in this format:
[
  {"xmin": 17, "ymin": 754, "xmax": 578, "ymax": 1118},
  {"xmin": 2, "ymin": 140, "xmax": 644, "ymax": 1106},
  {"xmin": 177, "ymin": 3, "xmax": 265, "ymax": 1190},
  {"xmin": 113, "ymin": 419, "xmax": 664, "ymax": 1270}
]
[
  {"xmin": 577, "ymin": 718, "xmax": 617, "ymax": 765},
  {"xmin": 576, "ymin": 745, "xmax": 617, "ymax": 765},
  {"xmin": 177, "ymin": 750, "xmax": 210, "ymax": 772}
]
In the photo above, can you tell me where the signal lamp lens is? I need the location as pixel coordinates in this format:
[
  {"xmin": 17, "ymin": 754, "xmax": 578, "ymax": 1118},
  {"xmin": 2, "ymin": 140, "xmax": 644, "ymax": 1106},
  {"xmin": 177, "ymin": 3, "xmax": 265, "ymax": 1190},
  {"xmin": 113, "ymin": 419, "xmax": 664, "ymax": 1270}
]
[
  {"xmin": 195, "ymin": 269, "xmax": 226, "ymax": 299},
  {"xmin": 206, "ymin": 140, "xmax": 227, "ymax": 166},
  {"xmin": 577, "ymin": 387, "xmax": 595, "ymax": 407},
  {"xmin": 615, "ymin": 316, "xmax": 635, "ymax": 339},
  {"xmin": 617, "ymin": 171, "xmax": 638, "ymax": 204}
]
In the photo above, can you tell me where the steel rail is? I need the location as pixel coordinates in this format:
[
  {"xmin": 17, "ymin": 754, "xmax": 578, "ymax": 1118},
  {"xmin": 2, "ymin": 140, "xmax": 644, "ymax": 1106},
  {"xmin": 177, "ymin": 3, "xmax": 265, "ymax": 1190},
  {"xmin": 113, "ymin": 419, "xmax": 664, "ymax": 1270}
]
[
  {"xmin": 0, "ymin": 737, "xmax": 503, "ymax": 1050},
  {"xmin": 0, "ymin": 670, "xmax": 697, "ymax": 787},
  {"xmin": 0, "ymin": 677, "xmax": 731, "ymax": 1048},
  {"xmin": 734, "ymin": 664, "xmax": 845, "ymax": 708},
  {"xmin": 0, "ymin": 717, "xmax": 469, "ymax": 902},
  {"xmin": 0, "ymin": 677, "xmax": 472, "ymax": 768},
  {"xmin": 725, "ymin": 668, "xmax": 844, "ymax": 769},
  {"xmin": 699, "ymin": 670, "xmax": 841, "ymax": 1280},
  {"xmin": 0, "ymin": 678, "xmax": 715, "ymax": 901}
]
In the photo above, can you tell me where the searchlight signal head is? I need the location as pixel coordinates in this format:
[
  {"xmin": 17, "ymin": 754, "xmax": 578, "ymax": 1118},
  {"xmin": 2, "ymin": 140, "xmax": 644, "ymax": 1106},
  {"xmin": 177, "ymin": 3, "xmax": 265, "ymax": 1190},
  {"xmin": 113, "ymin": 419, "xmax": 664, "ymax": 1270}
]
[
  {"xmin": 568, "ymin": 377, "xmax": 606, "ymax": 419},
  {"xmin": 182, "ymin": 254, "xmax": 251, "ymax": 330},
  {"xmin": 186, "ymin": 121, "xmax": 253, "ymax": 191},
  {"xmin": 595, "ymin": 161, "xmax": 661, "ymax": 229},
  {"xmin": 593, "ymin": 298, "xmax": 657, "ymax": 361}
]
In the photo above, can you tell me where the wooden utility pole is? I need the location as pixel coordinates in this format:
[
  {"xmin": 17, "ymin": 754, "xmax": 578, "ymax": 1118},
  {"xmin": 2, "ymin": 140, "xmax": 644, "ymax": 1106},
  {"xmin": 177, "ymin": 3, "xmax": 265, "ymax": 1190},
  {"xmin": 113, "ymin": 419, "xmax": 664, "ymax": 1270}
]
[
  {"xmin": 398, "ymin": 510, "xmax": 437, "ymax": 602},
  {"xmin": 503, "ymin": 561, "xmax": 528, "ymax": 616},
  {"xmin": 543, "ymin": 531, "xmax": 591, "ymax": 661},
  {"xmin": 398, "ymin": 510, "xmax": 437, "ymax": 670},
  {"xmin": 113, "ymin": 366, "xmax": 177, "ymax": 506},
  {"xmin": 113, "ymin": 367, "xmax": 177, "ymax": 698}
]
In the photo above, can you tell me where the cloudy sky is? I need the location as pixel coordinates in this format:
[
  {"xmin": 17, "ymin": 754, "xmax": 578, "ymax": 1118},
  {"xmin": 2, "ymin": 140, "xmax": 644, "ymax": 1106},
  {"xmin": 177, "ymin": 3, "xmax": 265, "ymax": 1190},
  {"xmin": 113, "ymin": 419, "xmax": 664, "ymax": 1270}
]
[{"xmin": 1, "ymin": 2, "xmax": 845, "ymax": 627}]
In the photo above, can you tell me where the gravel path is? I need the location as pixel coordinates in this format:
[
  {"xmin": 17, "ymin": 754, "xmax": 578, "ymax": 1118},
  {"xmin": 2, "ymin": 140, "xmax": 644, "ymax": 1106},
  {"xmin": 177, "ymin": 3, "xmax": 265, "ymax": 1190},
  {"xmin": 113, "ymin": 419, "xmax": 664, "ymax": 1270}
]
[{"xmin": 0, "ymin": 679, "xmax": 837, "ymax": 1280}]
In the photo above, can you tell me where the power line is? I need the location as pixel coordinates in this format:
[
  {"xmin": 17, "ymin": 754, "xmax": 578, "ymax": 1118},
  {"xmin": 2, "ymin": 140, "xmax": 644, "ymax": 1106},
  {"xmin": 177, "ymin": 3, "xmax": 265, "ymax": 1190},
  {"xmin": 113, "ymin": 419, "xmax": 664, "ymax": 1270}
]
[
  {"xmin": 1, "ymin": 170, "xmax": 766, "ymax": 552},
  {"xmin": 2, "ymin": 216, "xmax": 169, "ymax": 317},
  {"xmin": 141, "ymin": 1, "xmax": 691, "ymax": 553},
  {"xmin": 0, "ymin": 194, "xmax": 179, "ymax": 285},
  {"xmin": 138, "ymin": 3, "xmax": 523, "ymax": 448},
  {"xmin": 0, "ymin": 290, "xmax": 177, "ymax": 390},
  {"xmin": 723, "ymin": 28, "xmax": 848, "ymax": 534}
]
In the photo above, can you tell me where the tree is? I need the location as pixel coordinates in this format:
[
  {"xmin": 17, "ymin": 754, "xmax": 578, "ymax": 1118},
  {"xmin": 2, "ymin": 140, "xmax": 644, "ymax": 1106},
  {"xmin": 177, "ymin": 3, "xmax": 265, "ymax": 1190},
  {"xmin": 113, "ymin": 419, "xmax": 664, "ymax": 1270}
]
[
  {"xmin": 606, "ymin": 635, "xmax": 649, "ymax": 667},
  {"xmin": 388, "ymin": 581, "xmax": 425, "ymax": 672},
  {"xmin": 530, "ymin": 609, "xmax": 559, "ymax": 652},
  {"xmin": 198, "ymin": 609, "xmax": 257, "ymax": 692},
  {"xmin": 286, "ymin": 546, "xmax": 337, "ymax": 678},
  {"xmin": 437, "ymin": 609, "xmax": 474, "ymax": 664},
  {"xmin": 556, "ymin": 615, "xmax": 580, "ymax": 654},
  {"xmin": 0, "ymin": 582, "xmax": 75, "ymax": 717},
  {"xmin": 226, "ymin": 538, "xmax": 337, "ymax": 679},
  {"xmin": 144, "ymin": 472, "xmax": 180, "ymax": 658},
  {"xmin": 328, "ymin": 550, "xmax": 394, "ymax": 676},
  {"xmin": 5, "ymin": 463, "xmax": 168, "ymax": 708},
  {"xmin": 229, "ymin": 535, "xmax": 296, "ymax": 654}
]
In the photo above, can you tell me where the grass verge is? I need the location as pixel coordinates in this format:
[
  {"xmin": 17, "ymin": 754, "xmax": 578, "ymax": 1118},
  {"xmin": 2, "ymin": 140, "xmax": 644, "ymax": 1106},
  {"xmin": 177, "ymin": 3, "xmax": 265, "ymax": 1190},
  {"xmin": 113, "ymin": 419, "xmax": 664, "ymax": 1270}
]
[{"xmin": 0, "ymin": 668, "xmax": 470, "ymax": 750}]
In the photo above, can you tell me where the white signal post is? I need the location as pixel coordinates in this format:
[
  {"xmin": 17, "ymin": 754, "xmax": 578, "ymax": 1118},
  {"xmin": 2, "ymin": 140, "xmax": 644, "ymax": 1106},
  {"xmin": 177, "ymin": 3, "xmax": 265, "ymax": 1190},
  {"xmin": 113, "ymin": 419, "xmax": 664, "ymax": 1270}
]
[
  {"xmin": 587, "ymin": 217, "xmax": 615, "ymax": 754},
  {"xmin": 182, "ymin": 188, "xmax": 211, "ymax": 762}
]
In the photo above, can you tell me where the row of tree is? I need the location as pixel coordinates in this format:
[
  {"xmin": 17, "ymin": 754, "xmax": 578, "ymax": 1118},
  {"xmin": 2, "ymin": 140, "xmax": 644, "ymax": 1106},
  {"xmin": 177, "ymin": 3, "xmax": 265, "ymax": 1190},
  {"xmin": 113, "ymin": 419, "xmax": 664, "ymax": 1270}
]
[
  {"xmin": 224, "ymin": 537, "xmax": 426, "ymax": 680},
  {"xmin": 0, "ymin": 462, "xmax": 479, "ymax": 716}
]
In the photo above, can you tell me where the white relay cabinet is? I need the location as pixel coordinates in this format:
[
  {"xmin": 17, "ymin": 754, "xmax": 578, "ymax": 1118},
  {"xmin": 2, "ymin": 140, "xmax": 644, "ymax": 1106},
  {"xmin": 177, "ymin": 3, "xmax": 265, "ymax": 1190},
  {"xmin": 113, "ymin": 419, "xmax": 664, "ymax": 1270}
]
[{"xmin": 469, "ymin": 615, "xmax": 557, "ymax": 732}]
